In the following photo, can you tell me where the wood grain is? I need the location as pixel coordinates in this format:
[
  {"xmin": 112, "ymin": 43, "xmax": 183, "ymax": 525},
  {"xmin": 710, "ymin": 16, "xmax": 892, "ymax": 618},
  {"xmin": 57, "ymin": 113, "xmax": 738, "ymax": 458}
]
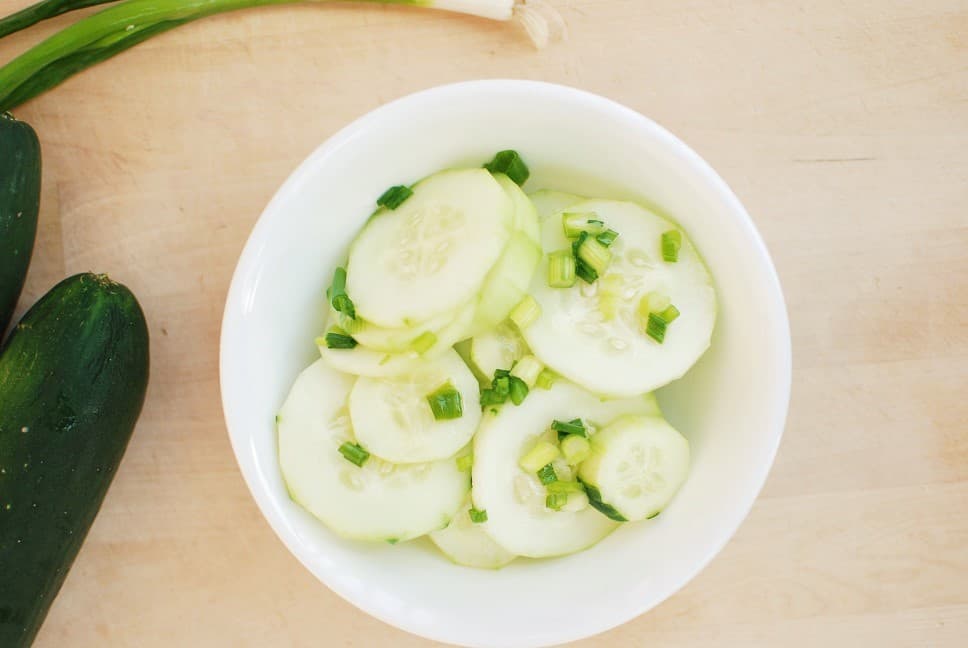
[{"xmin": 1, "ymin": 0, "xmax": 965, "ymax": 645}]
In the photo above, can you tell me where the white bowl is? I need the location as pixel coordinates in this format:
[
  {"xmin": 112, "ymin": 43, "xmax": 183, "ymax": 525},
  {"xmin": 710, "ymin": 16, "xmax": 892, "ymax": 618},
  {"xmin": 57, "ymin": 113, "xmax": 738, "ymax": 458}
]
[{"xmin": 220, "ymin": 80, "xmax": 791, "ymax": 648}]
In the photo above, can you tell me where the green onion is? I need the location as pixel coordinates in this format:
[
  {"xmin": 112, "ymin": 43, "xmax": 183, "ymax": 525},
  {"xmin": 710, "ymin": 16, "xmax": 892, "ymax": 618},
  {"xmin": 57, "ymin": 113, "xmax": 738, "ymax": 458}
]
[
  {"xmin": 338, "ymin": 442, "xmax": 369, "ymax": 467},
  {"xmin": 535, "ymin": 369, "xmax": 556, "ymax": 390},
  {"xmin": 571, "ymin": 232, "xmax": 600, "ymax": 284},
  {"xmin": 661, "ymin": 230, "xmax": 682, "ymax": 262},
  {"xmin": 508, "ymin": 375, "xmax": 529, "ymax": 406},
  {"xmin": 321, "ymin": 329, "xmax": 358, "ymax": 349},
  {"xmin": 456, "ymin": 454, "xmax": 473, "ymax": 472},
  {"xmin": 638, "ymin": 291, "xmax": 671, "ymax": 319},
  {"xmin": 545, "ymin": 480, "xmax": 584, "ymax": 494},
  {"xmin": 328, "ymin": 267, "xmax": 356, "ymax": 320},
  {"xmin": 483, "ymin": 150, "xmax": 529, "ymax": 186},
  {"xmin": 493, "ymin": 375, "xmax": 510, "ymax": 398},
  {"xmin": 0, "ymin": 0, "xmax": 115, "ymax": 40},
  {"xmin": 661, "ymin": 304, "xmax": 681, "ymax": 323},
  {"xmin": 561, "ymin": 212, "xmax": 605, "ymax": 238},
  {"xmin": 551, "ymin": 418, "xmax": 586, "ymax": 438},
  {"xmin": 468, "ymin": 507, "xmax": 488, "ymax": 524},
  {"xmin": 409, "ymin": 330, "xmax": 437, "ymax": 355},
  {"xmin": 509, "ymin": 295, "xmax": 541, "ymax": 329},
  {"xmin": 576, "ymin": 235, "xmax": 612, "ymax": 277},
  {"xmin": 547, "ymin": 250, "xmax": 577, "ymax": 288},
  {"xmin": 519, "ymin": 440, "xmax": 560, "ymax": 473},
  {"xmin": 596, "ymin": 229, "xmax": 619, "ymax": 246},
  {"xmin": 536, "ymin": 463, "xmax": 558, "ymax": 485},
  {"xmin": 376, "ymin": 184, "xmax": 413, "ymax": 210},
  {"xmin": 510, "ymin": 355, "xmax": 544, "ymax": 387},
  {"xmin": 560, "ymin": 434, "xmax": 591, "ymax": 464},
  {"xmin": 646, "ymin": 312, "xmax": 668, "ymax": 343},
  {"xmin": 426, "ymin": 382, "xmax": 463, "ymax": 420},
  {"xmin": 479, "ymin": 388, "xmax": 505, "ymax": 408},
  {"xmin": 545, "ymin": 492, "xmax": 568, "ymax": 510}
]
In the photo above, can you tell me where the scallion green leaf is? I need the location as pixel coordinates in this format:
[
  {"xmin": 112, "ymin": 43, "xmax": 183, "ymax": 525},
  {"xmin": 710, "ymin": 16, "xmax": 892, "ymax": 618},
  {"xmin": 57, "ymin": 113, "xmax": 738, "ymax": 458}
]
[
  {"xmin": 328, "ymin": 266, "xmax": 356, "ymax": 320},
  {"xmin": 322, "ymin": 329, "xmax": 358, "ymax": 349},
  {"xmin": 537, "ymin": 463, "xmax": 558, "ymax": 485},
  {"xmin": 577, "ymin": 234, "xmax": 612, "ymax": 277},
  {"xmin": 483, "ymin": 150, "xmax": 530, "ymax": 186},
  {"xmin": 661, "ymin": 230, "xmax": 682, "ymax": 262},
  {"xmin": 377, "ymin": 184, "xmax": 413, "ymax": 210},
  {"xmin": 338, "ymin": 442, "xmax": 369, "ymax": 467},
  {"xmin": 571, "ymin": 232, "xmax": 600, "ymax": 284},
  {"xmin": 551, "ymin": 418, "xmax": 586, "ymax": 438},
  {"xmin": 646, "ymin": 312, "xmax": 668, "ymax": 343},
  {"xmin": 468, "ymin": 508, "xmax": 488, "ymax": 524},
  {"xmin": 546, "ymin": 492, "xmax": 568, "ymax": 510},
  {"xmin": 508, "ymin": 375, "xmax": 529, "ymax": 406},
  {"xmin": 426, "ymin": 381, "xmax": 463, "ymax": 420}
]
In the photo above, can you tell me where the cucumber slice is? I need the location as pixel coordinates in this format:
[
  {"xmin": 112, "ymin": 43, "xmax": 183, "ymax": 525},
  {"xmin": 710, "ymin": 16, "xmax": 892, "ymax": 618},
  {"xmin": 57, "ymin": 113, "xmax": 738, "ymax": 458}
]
[
  {"xmin": 522, "ymin": 199, "xmax": 716, "ymax": 397},
  {"xmin": 278, "ymin": 360, "xmax": 469, "ymax": 542},
  {"xmin": 346, "ymin": 168, "xmax": 514, "ymax": 328},
  {"xmin": 320, "ymin": 300, "xmax": 476, "ymax": 377},
  {"xmin": 527, "ymin": 189, "xmax": 586, "ymax": 221},
  {"xmin": 494, "ymin": 173, "xmax": 540, "ymax": 245},
  {"xmin": 469, "ymin": 322, "xmax": 528, "ymax": 379},
  {"xmin": 579, "ymin": 415, "xmax": 690, "ymax": 522},
  {"xmin": 346, "ymin": 303, "xmax": 463, "ymax": 353},
  {"xmin": 349, "ymin": 350, "xmax": 482, "ymax": 463},
  {"xmin": 471, "ymin": 379, "xmax": 661, "ymax": 558},
  {"xmin": 429, "ymin": 497, "xmax": 517, "ymax": 569}
]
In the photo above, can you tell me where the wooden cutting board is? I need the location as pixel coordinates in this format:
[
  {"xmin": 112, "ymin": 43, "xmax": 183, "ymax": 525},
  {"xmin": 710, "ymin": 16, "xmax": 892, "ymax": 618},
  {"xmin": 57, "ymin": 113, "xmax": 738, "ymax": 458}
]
[{"xmin": 2, "ymin": 0, "xmax": 965, "ymax": 645}]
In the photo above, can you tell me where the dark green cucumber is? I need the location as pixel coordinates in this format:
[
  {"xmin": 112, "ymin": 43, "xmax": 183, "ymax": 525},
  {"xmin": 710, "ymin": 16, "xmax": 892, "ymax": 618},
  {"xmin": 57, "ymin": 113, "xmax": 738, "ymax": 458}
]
[
  {"xmin": 0, "ymin": 113, "xmax": 41, "ymax": 336},
  {"xmin": 0, "ymin": 273, "xmax": 149, "ymax": 647}
]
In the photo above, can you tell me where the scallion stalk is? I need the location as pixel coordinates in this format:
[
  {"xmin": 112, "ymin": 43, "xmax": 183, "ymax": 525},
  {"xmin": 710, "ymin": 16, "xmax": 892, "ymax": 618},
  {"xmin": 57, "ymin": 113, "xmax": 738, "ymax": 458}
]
[
  {"xmin": 535, "ymin": 369, "xmax": 556, "ymax": 390},
  {"xmin": 545, "ymin": 479, "xmax": 583, "ymax": 494},
  {"xmin": 328, "ymin": 266, "xmax": 356, "ymax": 320},
  {"xmin": 559, "ymin": 433, "xmax": 590, "ymax": 464},
  {"xmin": 338, "ymin": 441, "xmax": 369, "ymax": 466},
  {"xmin": 596, "ymin": 229, "xmax": 619, "ymax": 246},
  {"xmin": 483, "ymin": 149, "xmax": 529, "ymax": 185},
  {"xmin": 576, "ymin": 234, "xmax": 612, "ymax": 277},
  {"xmin": 376, "ymin": 184, "xmax": 413, "ymax": 210},
  {"xmin": 547, "ymin": 250, "xmax": 577, "ymax": 288},
  {"xmin": 0, "ymin": 0, "xmax": 115, "ymax": 40},
  {"xmin": 519, "ymin": 440, "xmax": 559, "ymax": 473},
  {"xmin": 510, "ymin": 354, "xmax": 543, "ymax": 387},
  {"xmin": 545, "ymin": 492, "xmax": 567, "ymax": 510},
  {"xmin": 536, "ymin": 462, "xmax": 557, "ymax": 485},
  {"xmin": 426, "ymin": 381, "xmax": 463, "ymax": 420},
  {"xmin": 551, "ymin": 418, "xmax": 585, "ymax": 438},
  {"xmin": 509, "ymin": 295, "xmax": 541, "ymax": 329},
  {"xmin": 561, "ymin": 212, "xmax": 604, "ymax": 238},
  {"xmin": 661, "ymin": 230, "xmax": 682, "ymax": 262}
]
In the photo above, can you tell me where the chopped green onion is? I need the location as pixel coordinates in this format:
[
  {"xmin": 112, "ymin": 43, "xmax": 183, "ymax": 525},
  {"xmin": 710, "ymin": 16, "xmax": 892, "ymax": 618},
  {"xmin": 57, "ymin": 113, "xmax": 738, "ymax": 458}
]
[
  {"xmin": 562, "ymin": 212, "xmax": 605, "ymax": 238},
  {"xmin": 577, "ymin": 235, "xmax": 612, "ymax": 277},
  {"xmin": 661, "ymin": 230, "xmax": 682, "ymax": 262},
  {"xmin": 508, "ymin": 376, "xmax": 529, "ymax": 406},
  {"xmin": 536, "ymin": 463, "xmax": 558, "ymax": 485},
  {"xmin": 338, "ymin": 442, "xmax": 369, "ymax": 467},
  {"xmin": 494, "ymin": 368, "xmax": 511, "ymax": 378},
  {"xmin": 519, "ymin": 440, "xmax": 560, "ymax": 473},
  {"xmin": 493, "ymin": 376, "xmax": 510, "ymax": 398},
  {"xmin": 560, "ymin": 434, "xmax": 591, "ymax": 464},
  {"xmin": 328, "ymin": 267, "xmax": 356, "ymax": 320},
  {"xmin": 535, "ymin": 369, "xmax": 557, "ymax": 390},
  {"xmin": 509, "ymin": 295, "xmax": 541, "ymax": 329},
  {"xmin": 480, "ymin": 388, "xmax": 505, "ymax": 408},
  {"xmin": 647, "ymin": 511, "xmax": 661, "ymax": 520},
  {"xmin": 456, "ymin": 455, "xmax": 473, "ymax": 472},
  {"xmin": 596, "ymin": 229, "xmax": 619, "ymax": 246},
  {"xmin": 468, "ymin": 508, "xmax": 488, "ymax": 524},
  {"xmin": 410, "ymin": 331, "xmax": 437, "ymax": 355},
  {"xmin": 551, "ymin": 418, "xmax": 586, "ymax": 438},
  {"xmin": 377, "ymin": 184, "xmax": 413, "ymax": 210},
  {"xmin": 638, "ymin": 291, "xmax": 671, "ymax": 319},
  {"xmin": 646, "ymin": 312, "xmax": 668, "ymax": 343},
  {"xmin": 547, "ymin": 250, "xmax": 577, "ymax": 288},
  {"xmin": 546, "ymin": 492, "xmax": 568, "ymax": 510},
  {"xmin": 426, "ymin": 382, "xmax": 463, "ymax": 420},
  {"xmin": 483, "ymin": 150, "xmax": 530, "ymax": 186},
  {"xmin": 571, "ymin": 232, "xmax": 600, "ymax": 284},
  {"xmin": 545, "ymin": 480, "xmax": 585, "ymax": 494},
  {"xmin": 661, "ymin": 305, "xmax": 681, "ymax": 323},
  {"xmin": 386, "ymin": 538, "xmax": 399, "ymax": 545},
  {"xmin": 322, "ymin": 329, "xmax": 358, "ymax": 349},
  {"xmin": 510, "ymin": 355, "xmax": 544, "ymax": 388}
]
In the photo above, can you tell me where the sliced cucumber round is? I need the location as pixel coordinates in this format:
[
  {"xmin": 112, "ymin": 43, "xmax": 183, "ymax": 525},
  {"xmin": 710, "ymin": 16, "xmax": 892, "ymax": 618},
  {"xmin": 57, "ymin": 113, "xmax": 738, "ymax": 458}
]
[
  {"xmin": 527, "ymin": 189, "xmax": 586, "ymax": 221},
  {"xmin": 278, "ymin": 360, "xmax": 469, "ymax": 542},
  {"xmin": 469, "ymin": 322, "xmax": 528, "ymax": 380},
  {"xmin": 522, "ymin": 199, "xmax": 716, "ymax": 397},
  {"xmin": 347, "ymin": 304, "xmax": 463, "ymax": 353},
  {"xmin": 579, "ymin": 415, "xmax": 690, "ymax": 522},
  {"xmin": 471, "ymin": 379, "xmax": 660, "ymax": 558},
  {"xmin": 319, "ymin": 300, "xmax": 476, "ymax": 377},
  {"xmin": 346, "ymin": 168, "xmax": 514, "ymax": 328},
  {"xmin": 349, "ymin": 350, "xmax": 482, "ymax": 463},
  {"xmin": 494, "ymin": 173, "xmax": 540, "ymax": 245},
  {"xmin": 429, "ymin": 497, "xmax": 517, "ymax": 569}
]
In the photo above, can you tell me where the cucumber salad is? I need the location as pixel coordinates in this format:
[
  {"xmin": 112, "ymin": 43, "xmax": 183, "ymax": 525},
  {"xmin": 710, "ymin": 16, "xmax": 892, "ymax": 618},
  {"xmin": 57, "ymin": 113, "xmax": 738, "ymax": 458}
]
[{"xmin": 277, "ymin": 151, "xmax": 716, "ymax": 569}]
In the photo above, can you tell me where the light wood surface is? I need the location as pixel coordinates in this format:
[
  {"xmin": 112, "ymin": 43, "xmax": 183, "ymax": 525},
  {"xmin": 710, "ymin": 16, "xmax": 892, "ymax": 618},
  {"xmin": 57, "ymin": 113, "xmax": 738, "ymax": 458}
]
[{"xmin": 2, "ymin": 0, "xmax": 966, "ymax": 645}]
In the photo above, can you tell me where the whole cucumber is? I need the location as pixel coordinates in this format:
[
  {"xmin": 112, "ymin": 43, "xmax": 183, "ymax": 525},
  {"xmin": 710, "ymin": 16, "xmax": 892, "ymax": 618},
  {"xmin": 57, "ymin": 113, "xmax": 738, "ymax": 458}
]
[
  {"xmin": 0, "ymin": 113, "xmax": 41, "ymax": 336},
  {"xmin": 0, "ymin": 273, "xmax": 149, "ymax": 647}
]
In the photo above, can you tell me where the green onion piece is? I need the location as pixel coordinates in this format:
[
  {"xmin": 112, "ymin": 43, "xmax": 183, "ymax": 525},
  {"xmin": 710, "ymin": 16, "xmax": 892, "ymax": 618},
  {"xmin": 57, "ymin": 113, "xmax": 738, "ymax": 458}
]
[
  {"xmin": 323, "ymin": 329, "xmax": 358, "ymax": 349},
  {"xmin": 638, "ymin": 291, "xmax": 671, "ymax": 319},
  {"xmin": 493, "ymin": 368, "xmax": 511, "ymax": 378},
  {"xmin": 456, "ymin": 455, "xmax": 473, "ymax": 472},
  {"xmin": 509, "ymin": 295, "xmax": 541, "ymax": 329},
  {"xmin": 410, "ymin": 331, "xmax": 437, "ymax": 355},
  {"xmin": 468, "ymin": 508, "xmax": 488, "ymax": 524},
  {"xmin": 545, "ymin": 480, "xmax": 585, "ymax": 494},
  {"xmin": 661, "ymin": 305, "xmax": 681, "ymax": 323},
  {"xmin": 510, "ymin": 355, "xmax": 544, "ymax": 388},
  {"xmin": 377, "ymin": 184, "xmax": 413, "ymax": 210},
  {"xmin": 493, "ymin": 376, "xmax": 511, "ymax": 398},
  {"xmin": 536, "ymin": 463, "xmax": 558, "ymax": 485},
  {"xmin": 386, "ymin": 538, "xmax": 399, "ymax": 545},
  {"xmin": 577, "ymin": 235, "xmax": 613, "ymax": 277},
  {"xmin": 426, "ymin": 382, "xmax": 463, "ymax": 420},
  {"xmin": 546, "ymin": 492, "xmax": 568, "ymax": 510},
  {"xmin": 562, "ymin": 212, "xmax": 605, "ymax": 238},
  {"xmin": 551, "ymin": 418, "xmax": 586, "ymax": 438},
  {"xmin": 508, "ymin": 376, "xmax": 529, "ymax": 406},
  {"xmin": 646, "ymin": 312, "xmax": 668, "ymax": 343},
  {"xmin": 535, "ymin": 369, "xmax": 557, "ymax": 390},
  {"xmin": 547, "ymin": 250, "xmax": 577, "ymax": 288},
  {"xmin": 571, "ymin": 232, "xmax": 600, "ymax": 284},
  {"xmin": 647, "ymin": 511, "xmax": 661, "ymax": 520},
  {"xmin": 480, "ymin": 388, "xmax": 506, "ymax": 408},
  {"xmin": 329, "ymin": 267, "xmax": 356, "ymax": 320},
  {"xmin": 596, "ymin": 229, "xmax": 619, "ymax": 246},
  {"xmin": 560, "ymin": 434, "xmax": 591, "ymax": 464},
  {"xmin": 661, "ymin": 230, "xmax": 682, "ymax": 262},
  {"xmin": 483, "ymin": 150, "xmax": 530, "ymax": 186},
  {"xmin": 519, "ymin": 440, "xmax": 560, "ymax": 473},
  {"xmin": 338, "ymin": 442, "xmax": 369, "ymax": 467}
]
